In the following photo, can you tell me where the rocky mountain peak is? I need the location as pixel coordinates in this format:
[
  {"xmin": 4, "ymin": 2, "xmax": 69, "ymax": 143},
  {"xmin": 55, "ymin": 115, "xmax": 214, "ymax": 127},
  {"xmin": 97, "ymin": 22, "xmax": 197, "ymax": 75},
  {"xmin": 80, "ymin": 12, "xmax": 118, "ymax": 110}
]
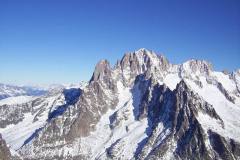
[
  {"xmin": 186, "ymin": 60, "xmax": 212, "ymax": 75},
  {"xmin": 175, "ymin": 79, "xmax": 189, "ymax": 92},
  {"xmin": 116, "ymin": 49, "xmax": 170, "ymax": 84},
  {"xmin": 134, "ymin": 48, "xmax": 169, "ymax": 68},
  {"xmin": 179, "ymin": 59, "xmax": 213, "ymax": 79},
  {"xmin": 90, "ymin": 59, "xmax": 112, "ymax": 82},
  {"xmin": 119, "ymin": 48, "xmax": 168, "ymax": 70}
]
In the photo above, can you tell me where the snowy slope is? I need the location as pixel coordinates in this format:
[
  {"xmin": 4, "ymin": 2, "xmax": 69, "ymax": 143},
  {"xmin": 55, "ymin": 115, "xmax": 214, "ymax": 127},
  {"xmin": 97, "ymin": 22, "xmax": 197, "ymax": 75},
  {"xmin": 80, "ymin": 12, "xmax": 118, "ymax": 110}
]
[
  {"xmin": 0, "ymin": 92, "xmax": 65, "ymax": 150},
  {"xmin": 80, "ymin": 81, "xmax": 148, "ymax": 159},
  {"xmin": 185, "ymin": 77, "xmax": 240, "ymax": 141},
  {"xmin": 0, "ymin": 96, "xmax": 33, "ymax": 106}
]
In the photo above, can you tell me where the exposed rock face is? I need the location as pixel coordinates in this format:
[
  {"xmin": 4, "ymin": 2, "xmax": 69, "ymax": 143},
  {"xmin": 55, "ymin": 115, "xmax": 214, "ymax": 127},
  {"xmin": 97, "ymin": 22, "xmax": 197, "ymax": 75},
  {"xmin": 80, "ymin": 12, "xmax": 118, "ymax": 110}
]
[
  {"xmin": 1, "ymin": 48, "xmax": 240, "ymax": 160},
  {"xmin": 179, "ymin": 60, "xmax": 213, "ymax": 80},
  {"xmin": 66, "ymin": 59, "xmax": 118, "ymax": 139},
  {"xmin": 90, "ymin": 60, "xmax": 112, "ymax": 83},
  {"xmin": 0, "ymin": 134, "xmax": 11, "ymax": 160},
  {"xmin": 217, "ymin": 82, "xmax": 236, "ymax": 103},
  {"xmin": 208, "ymin": 130, "xmax": 240, "ymax": 160},
  {"xmin": 0, "ymin": 102, "xmax": 30, "ymax": 128},
  {"xmin": 116, "ymin": 49, "xmax": 170, "ymax": 85},
  {"xmin": 132, "ymin": 77, "xmax": 224, "ymax": 160},
  {"xmin": 17, "ymin": 59, "xmax": 119, "ymax": 159}
]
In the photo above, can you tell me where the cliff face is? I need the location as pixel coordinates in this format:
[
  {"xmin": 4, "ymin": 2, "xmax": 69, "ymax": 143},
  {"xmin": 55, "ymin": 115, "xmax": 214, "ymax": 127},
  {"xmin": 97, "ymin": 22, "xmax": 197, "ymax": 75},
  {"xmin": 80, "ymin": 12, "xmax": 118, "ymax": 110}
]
[{"xmin": 0, "ymin": 134, "xmax": 11, "ymax": 160}]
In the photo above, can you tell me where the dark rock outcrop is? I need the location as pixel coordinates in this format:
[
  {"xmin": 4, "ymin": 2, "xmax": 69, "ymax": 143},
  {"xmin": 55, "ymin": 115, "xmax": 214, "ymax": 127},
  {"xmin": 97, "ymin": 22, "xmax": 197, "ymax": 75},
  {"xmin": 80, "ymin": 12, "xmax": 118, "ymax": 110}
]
[
  {"xmin": 0, "ymin": 103, "xmax": 31, "ymax": 128},
  {"xmin": 0, "ymin": 134, "xmax": 11, "ymax": 160},
  {"xmin": 134, "ymin": 78, "xmax": 224, "ymax": 160},
  {"xmin": 208, "ymin": 130, "xmax": 240, "ymax": 160}
]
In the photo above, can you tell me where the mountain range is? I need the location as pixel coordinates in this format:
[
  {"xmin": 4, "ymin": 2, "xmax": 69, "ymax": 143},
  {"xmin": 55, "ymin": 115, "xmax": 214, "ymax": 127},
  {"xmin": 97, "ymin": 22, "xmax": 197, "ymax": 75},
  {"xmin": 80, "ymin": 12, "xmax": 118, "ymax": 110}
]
[
  {"xmin": 0, "ymin": 83, "xmax": 48, "ymax": 100},
  {"xmin": 0, "ymin": 48, "xmax": 240, "ymax": 160}
]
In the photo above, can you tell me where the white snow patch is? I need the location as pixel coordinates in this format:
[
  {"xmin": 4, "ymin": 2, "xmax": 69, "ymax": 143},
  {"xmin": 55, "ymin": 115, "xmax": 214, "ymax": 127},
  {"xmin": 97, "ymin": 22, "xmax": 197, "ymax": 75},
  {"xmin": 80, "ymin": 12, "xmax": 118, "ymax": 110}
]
[
  {"xmin": 186, "ymin": 77, "xmax": 240, "ymax": 141},
  {"xmin": 163, "ymin": 73, "xmax": 181, "ymax": 90},
  {"xmin": 0, "ymin": 113, "xmax": 43, "ymax": 150},
  {"xmin": 0, "ymin": 96, "xmax": 34, "ymax": 105},
  {"xmin": 213, "ymin": 72, "xmax": 236, "ymax": 93}
]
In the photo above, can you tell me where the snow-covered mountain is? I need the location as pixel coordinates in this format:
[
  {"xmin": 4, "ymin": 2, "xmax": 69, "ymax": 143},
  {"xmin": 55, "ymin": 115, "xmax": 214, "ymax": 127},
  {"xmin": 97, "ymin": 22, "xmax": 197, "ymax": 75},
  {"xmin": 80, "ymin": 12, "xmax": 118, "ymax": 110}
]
[
  {"xmin": 0, "ymin": 48, "xmax": 240, "ymax": 160},
  {"xmin": 0, "ymin": 83, "xmax": 48, "ymax": 100},
  {"xmin": 0, "ymin": 82, "xmax": 87, "ymax": 103}
]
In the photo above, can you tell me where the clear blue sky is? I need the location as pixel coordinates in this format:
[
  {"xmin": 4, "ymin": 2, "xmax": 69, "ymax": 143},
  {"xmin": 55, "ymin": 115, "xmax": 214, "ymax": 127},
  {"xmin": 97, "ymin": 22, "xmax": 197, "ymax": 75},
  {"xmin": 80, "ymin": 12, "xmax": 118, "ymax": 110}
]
[{"xmin": 0, "ymin": 0, "xmax": 239, "ymax": 85}]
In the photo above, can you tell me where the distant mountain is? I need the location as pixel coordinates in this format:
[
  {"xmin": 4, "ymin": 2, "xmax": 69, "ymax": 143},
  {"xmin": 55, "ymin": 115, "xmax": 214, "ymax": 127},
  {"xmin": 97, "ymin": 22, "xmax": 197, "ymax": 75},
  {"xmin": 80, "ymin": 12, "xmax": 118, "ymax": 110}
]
[
  {"xmin": 0, "ymin": 49, "xmax": 240, "ymax": 160},
  {"xmin": 0, "ymin": 82, "xmax": 88, "ymax": 101},
  {"xmin": 0, "ymin": 83, "xmax": 47, "ymax": 100}
]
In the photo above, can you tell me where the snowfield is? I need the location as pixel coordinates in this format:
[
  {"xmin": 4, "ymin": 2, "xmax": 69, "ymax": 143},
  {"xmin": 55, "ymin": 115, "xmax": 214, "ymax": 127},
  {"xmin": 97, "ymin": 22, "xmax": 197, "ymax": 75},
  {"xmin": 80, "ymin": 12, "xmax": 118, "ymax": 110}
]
[{"xmin": 0, "ymin": 96, "xmax": 33, "ymax": 106}]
